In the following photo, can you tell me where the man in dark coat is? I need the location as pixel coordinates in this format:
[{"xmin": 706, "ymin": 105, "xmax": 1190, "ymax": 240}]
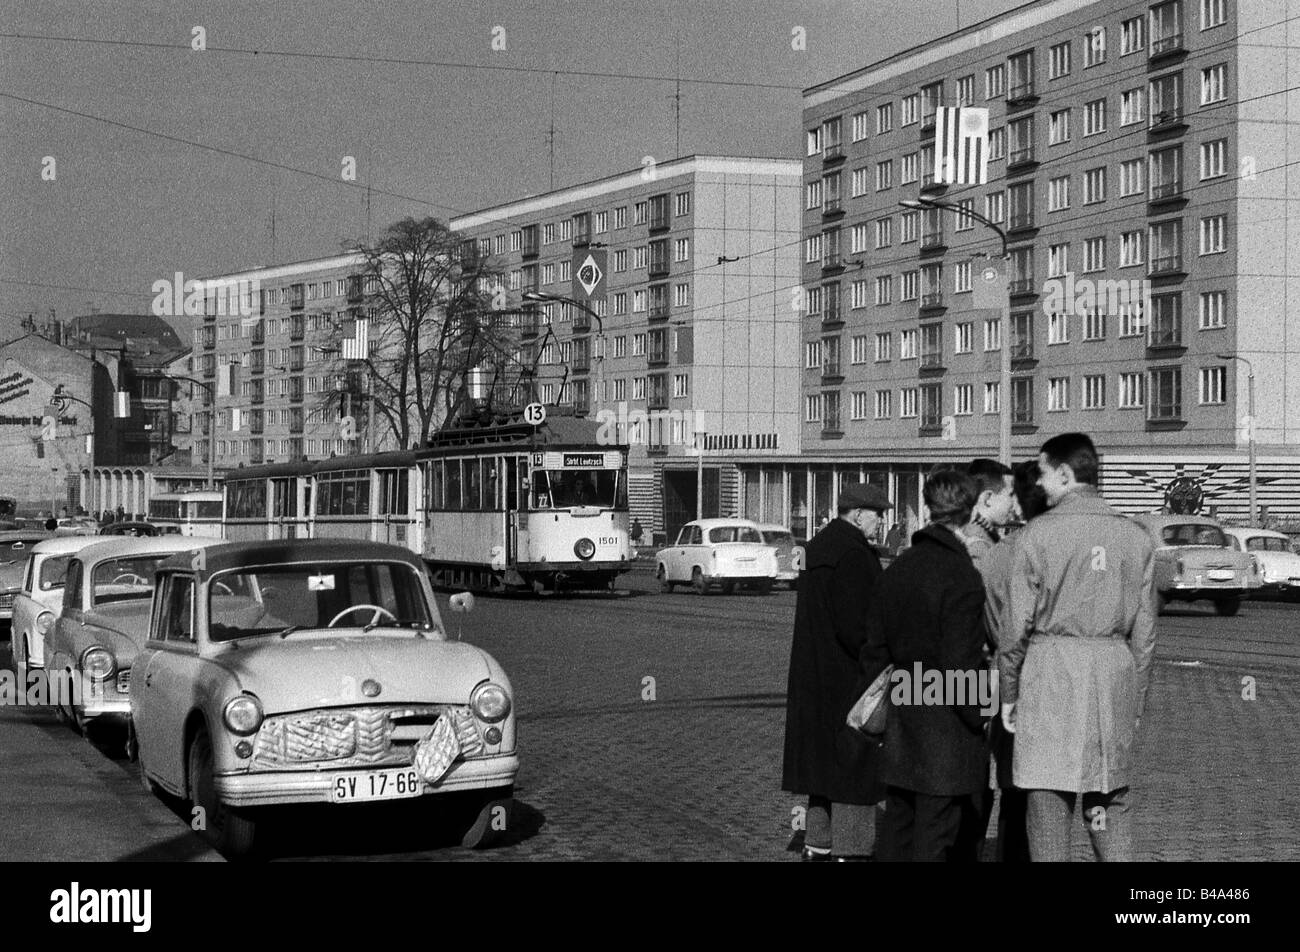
[
  {"xmin": 782, "ymin": 482, "xmax": 892, "ymax": 861},
  {"xmin": 864, "ymin": 469, "xmax": 990, "ymax": 862}
]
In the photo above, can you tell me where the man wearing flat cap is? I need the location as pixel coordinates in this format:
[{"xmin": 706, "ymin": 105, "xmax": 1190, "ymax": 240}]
[{"xmin": 782, "ymin": 482, "xmax": 891, "ymax": 861}]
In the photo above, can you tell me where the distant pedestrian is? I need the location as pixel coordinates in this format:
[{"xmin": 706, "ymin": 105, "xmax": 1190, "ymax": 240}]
[
  {"xmin": 865, "ymin": 469, "xmax": 989, "ymax": 862},
  {"xmin": 630, "ymin": 518, "xmax": 644, "ymax": 546},
  {"xmin": 884, "ymin": 522, "xmax": 904, "ymax": 555},
  {"xmin": 782, "ymin": 482, "xmax": 892, "ymax": 861},
  {"xmin": 1001, "ymin": 433, "xmax": 1157, "ymax": 862},
  {"xmin": 967, "ymin": 459, "xmax": 1049, "ymax": 863}
]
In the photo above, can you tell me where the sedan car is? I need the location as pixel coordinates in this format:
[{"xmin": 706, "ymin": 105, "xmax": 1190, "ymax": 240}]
[
  {"xmin": 131, "ymin": 539, "xmax": 518, "ymax": 857},
  {"xmin": 656, "ymin": 518, "xmax": 778, "ymax": 595},
  {"xmin": 756, "ymin": 523, "xmax": 800, "ymax": 588},
  {"xmin": 1133, "ymin": 514, "xmax": 1260, "ymax": 616},
  {"xmin": 0, "ymin": 531, "xmax": 55, "ymax": 624},
  {"xmin": 9, "ymin": 536, "xmax": 105, "ymax": 683},
  {"xmin": 44, "ymin": 536, "xmax": 223, "ymax": 733},
  {"xmin": 1224, "ymin": 527, "xmax": 1300, "ymax": 595}
]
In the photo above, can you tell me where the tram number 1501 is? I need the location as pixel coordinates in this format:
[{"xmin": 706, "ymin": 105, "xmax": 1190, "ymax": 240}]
[{"xmin": 597, "ymin": 536, "xmax": 620, "ymax": 547}]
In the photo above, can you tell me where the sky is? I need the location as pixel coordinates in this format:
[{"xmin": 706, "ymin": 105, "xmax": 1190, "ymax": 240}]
[{"xmin": 0, "ymin": 0, "xmax": 1024, "ymax": 340}]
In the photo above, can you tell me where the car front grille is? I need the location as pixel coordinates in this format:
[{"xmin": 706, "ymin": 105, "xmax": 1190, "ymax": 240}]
[
  {"xmin": 250, "ymin": 705, "xmax": 484, "ymax": 770},
  {"xmin": 0, "ymin": 593, "xmax": 15, "ymax": 611}
]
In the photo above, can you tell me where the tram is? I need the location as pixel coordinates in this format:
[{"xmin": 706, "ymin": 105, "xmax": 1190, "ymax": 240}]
[
  {"xmin": 219, "ymin": 410, "xmax": 633, "ymax": 592},
  {"xmin": 146, "ymin": 490, "xmax": 225, "ymax": 538}
]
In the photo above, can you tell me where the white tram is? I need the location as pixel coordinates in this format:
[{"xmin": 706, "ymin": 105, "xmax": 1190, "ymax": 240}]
[
  {"xmin": 146, "ymin": 490, "xmax": 225, "ymax": 538},
  {"xmin": 219, "ymin": 412, "xmax": 633, "ymax": 592}
]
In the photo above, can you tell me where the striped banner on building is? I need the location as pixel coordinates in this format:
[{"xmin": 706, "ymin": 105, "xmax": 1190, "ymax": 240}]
[
  {"xmin": 934, "ymin": 106, "xmax": 989, "ymax": 185},
  {"xmin": 341, "ymin": 317, "xmax": 369, "ymax": 360}
]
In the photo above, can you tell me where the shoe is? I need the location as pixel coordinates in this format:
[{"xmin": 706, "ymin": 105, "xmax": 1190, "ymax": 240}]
[{"xmin": 801, "ymin": 846, "xmax": 833, "ymax": 862}]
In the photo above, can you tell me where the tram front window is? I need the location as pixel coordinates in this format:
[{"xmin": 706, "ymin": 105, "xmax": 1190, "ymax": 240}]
[{"xmin": 536, "ymin": 470, "xmax": 619, "ymax": 509}]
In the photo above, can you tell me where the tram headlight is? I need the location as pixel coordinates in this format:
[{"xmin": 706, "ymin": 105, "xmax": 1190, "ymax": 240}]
[{"xmin": 574, "ymin": 538, "xmax": 596, "ymax": 560}]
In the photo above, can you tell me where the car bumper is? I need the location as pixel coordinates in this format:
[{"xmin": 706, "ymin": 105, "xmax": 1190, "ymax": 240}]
[
  {"xmin": 708, "ymin": 573, "xmax": 774, "ymax": 584},
  {"xmin": 1163, "ymin": 583, "xmax": 1251, "ymax": 599},
  {"xmin": 215, "ymin": 754, "xmax": 521, "ymax": 808},
  {"xmin": 80, "ymin": 695, "xmax": 131, "ymax": 718}
]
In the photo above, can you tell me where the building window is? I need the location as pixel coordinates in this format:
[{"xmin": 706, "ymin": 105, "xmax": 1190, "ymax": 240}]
[
  {"xmin": 954, "ymin": 261, "xmax": 972, "ymax": 293},
  {"xmin": 901, "ymin": 271, "xmax": 919, "ymax": 302},
  {"xmin": 1085, "ymin": 27, "xmax": 1107, "ymax": 66},
  {"xmin": 983, "ymin": 318, "xmax": 1001, "ymax": 352},
  {"xmin": 1048, "ymin": 311, "xmax": 1070, "ymax": 344},
  {"xmin": 1084, "ymin": 308, "xmax": 1107, "ymax": 340},
  {"xmin": 901, "ymin": 152, "xmax": 918, "ymax": 185},
  {"xmin": 804, "ymin": 286, "xmax": 823, "ymax": 317},
  {"xmin": 805, "ymin": 180, "xmax": 822, "ymax": 210},
  {"xmin": 1149, "ymin": 367, "xmax": 1182, "ymax": 420},
  {"xmin": 1048, "ymin": 176, "xmax": 1071, "ymax": 211},
  {"xmin": 805, "ymin": 394, "xmax": 822, "ymax": 422},
  {"xmin": 1119, "ymin": 302, "xmax": 1147, "ymax": 337},
  {"xmin": 1048, "ymin": 242, "xmax": 1070, "ymax": 277},
  {"xmin": 1008, "ymin": 50, "xmax": 1035, "ymax": 99},
  {"xmin": 1199, "ymin": 290, "xmax": 1227, "ymax": 329},
  {"xmin": 673, "ymin": 374, "xmax": 689, "ymax": 398},
  {"xmin": 613, "ymin": 207, "xmax": 627, "ymax": 229},
  {"xmin": 983, "ymin": 382, "xmax": 1001, "ymax": 414},
  {"xmin": 875, "ymin": 332, "xmax": 892, "ymax": 361},
  {"xmin": 1201, "ymin": 0, "xmax": 1226, "ymax": 29},
  {"xmin": 1150, "ymin": 1, "xmax": 1183, "ymax": 55},
  {"xmin": 632, "ymin": 289, "xmax": 647, "ymax": 313},
  {"xmin": 920, "ymin": 81, "xmax": 943, "ymax": 126},
  {"xmin": 1049, "ymin": 41, "xmax": 1072, "ymax": 79},
  {"xmin": 954, "ymin": 74, "xmax": 975, "ymax": 106},
  {"xmin": 1121, "ymin": 15, "xmax": 1145, "ymax": 54},
  {"xmin": 1084, "ymin": 99, "xmax": 1107, "ymax": 136},
  {"xmin": 1119, "ymin": 158, "xmax": 1144, "ymax": 196},
  {"xmin": 1049, "ymin": 109, "xmax": 1070, "ymax": 144},
  {"xmin": 1149, "ymin": 292, "xmax": 1183, "ymax": 346},
  {"xmin": 850, "ymin": 334, "xmax": 869, "ymax": 363},
  {"xmin": 804, "ymin": 340, "xmax": 823, "ymax": 369},
  {"xmin": 1201, "ymin": 64, "xmax": 1227, "ymax": 105},
  {"xmin": 954, "ymin": 384, "xmax": 974, "ymax": 416},
  {"xmin": 920, "ymin": 384, "xmax": 942, "ymax": 427},
  {"xmin": 900, "ymin": 210, "xmax": 919, "ymax": 242},
  {"xmin": 632, "ymin": 333, "xmax": 646, "ymax": 356},
  {"xmin": 954, "ymin": 321, "xmax": 973, "ymax": 352},
  {"xmin": 633, "ymin": 201, "xmax": 648, "ymax": 225},
  {"xmin": 1048, "ymin": 377, "xmax": 1070, "ymax": 411},
  {"xmin": 875, "ymin": 160, "xmax": 894, "ymax": 191},
  {"xmin": 1120, "ymin": 88, "xmax": 1145, "ymax": 126},
  {"xmin": 613, "ymin": 335, "xmax": 626, "ymax": 357},
  {"xmin": 849, "ymin": 391, "xmax": 869, "ymax": 421},
  {"xmin": 1084, "ymin": 167, "xmax": 1107, "ymax": 205},
  {"xmin": 900, "ymin": 329, "xmax": 918, "ymax": 359},
  {"xmin": 1120, "ymin": 229, "xmax": 1145, "ymax": 267},
  {"xmin": 986, "ymin": 64, "xmax": 1005, "ymax": 99},
  {"xmin": 875, "ymin": 276, "xmax": 892, "ymax": 305},
  {"xmin": 1084, "ymin": 236, "xmax": 1106, "ymax": 273},
  {"xmin": 1200, "ymin": 139, "xmax": 1227, "ymax": 179},
  {"xmin": 1011, "ymin": 377, "xmax": 1034, "ymax": 425},
  {"xmin": 675, "ymin": 192, "xmax": 691, "ymax": 217},
  {"xmin": 900, "ymin": 388, "xmax": 918, "ymax": 418},
  {"xmin": 1149, "ymin": 72, "xmax": 1182, "ymax": 126},
  {"xmin": 541, "ymin": 263, "xmax": 555, "ymax": 285},
  {"xmin": 851, "ymin": 167, "xmax": 870, "ymax": 197},
  {"xmin": 870, "ymin": 218, "xmax": 890, "ymax": 249},
  {"xmin": 674, "ymin": 237, "xmax": 690, "ymax": 262},
  {"xmin": 985, "ymin": 191, "xmax": 1005, "ymax": 224},
  {"xmin": 850, "ymin": 279, "xmax": 870, "ymax": 309},
  {"xmin": 901, "ymin": 93, "xmax": 918, "ymax": 125},
  {"xmin": 849, "ymin": 223, "xmax": 869, "ymax": 255},
  {"xmin": 1199, "ymin": 366, "xmax": 1226, "ymax": 404},
  {"xmin": 953, "ymin": 198, "xmax": 975, "ymax": 231},
  {"xmin": 804, "ymin": 235, "xmax": 823, "ymax": 264},
  {"xmin": 1149, "ymin": 219, "xmax": 1184, "ymax": 274},
  {"xmin": 874, "ymin": 390, "xmax": 893, "ymax": 419},
  {"xmin": 633, "ymin": 377, "xmax": 645, "ymax": 400},
  {"xmin": 675, "ymin": 283, "xmax": 690, "ymax": 307},
  {"xmin": 1199, "ymin": 215, "xmax": 1227, "ymax": 255},
  {"xmin": 1083, "ymin": 374, "xmax": 1106, "ymax": 409},
  {"xmin": 988, "ymin": 126, "xmax": 1006, "ymax": 161}
]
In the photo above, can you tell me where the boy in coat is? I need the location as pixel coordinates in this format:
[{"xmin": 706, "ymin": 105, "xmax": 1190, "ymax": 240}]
[
  {"xmin": 782, "ymin": 482, "xmax": 892, "ymax": 861},
  {"xmin": 865, "ymin": 470, "xmax": 990, "ymax": 862},
  {"xmin": 1001, "ymin": 433, "xmax": 1158, "ymax": 861}
]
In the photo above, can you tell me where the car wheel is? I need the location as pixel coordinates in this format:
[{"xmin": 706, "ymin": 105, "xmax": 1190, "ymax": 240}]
[
  {"xmin": 459, "ymin": 787, "xmax": 514, "ymax": 849},
  {"xmin": 1214, "ymin": 596, "xmax": 1241, "ymax": 617},
  {"xmin": 721, "ymin": 582, "xmax": 736, "ymax": 595},
  {"xmin": 691, "ymin": 567, "xmax": 708, "ymax": 596},
  {"xmin": 657, "ymin": 565, "xmax": 673, "ymax": 593},
  {"xmin": 188, "ymin": 726, "xmax": 257, "ymax": 857}
]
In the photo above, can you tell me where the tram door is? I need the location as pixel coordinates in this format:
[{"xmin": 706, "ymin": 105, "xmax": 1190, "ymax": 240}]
[{"xmin": 504, "ymin": 456, "xmax": 519, "ymax": 564}]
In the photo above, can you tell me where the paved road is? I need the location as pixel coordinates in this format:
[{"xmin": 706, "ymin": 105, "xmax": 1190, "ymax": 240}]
[{"xmin": 2, "ymin": 564, "xmax": 1297, "ymax": 861}]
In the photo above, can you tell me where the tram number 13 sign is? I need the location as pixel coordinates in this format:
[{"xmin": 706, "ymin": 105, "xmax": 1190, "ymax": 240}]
[{"xmin": 524, "ymin": 402, "xmax": 547, "ymax": 426}]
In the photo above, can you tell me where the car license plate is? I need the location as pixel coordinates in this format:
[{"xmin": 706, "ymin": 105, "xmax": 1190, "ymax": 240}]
[
  {"xmin": 1207, "ymin": 570, "xmax": 1235, "ymax": 581},
  {"xmin": 331, "ymin": 768, "xmax": 423, "ymax": 803}
]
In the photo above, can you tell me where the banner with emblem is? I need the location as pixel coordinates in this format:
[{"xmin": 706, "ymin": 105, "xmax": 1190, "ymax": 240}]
[{"xmin": 572, "ymin": 248, "xmax": 607, "ymax": 306}]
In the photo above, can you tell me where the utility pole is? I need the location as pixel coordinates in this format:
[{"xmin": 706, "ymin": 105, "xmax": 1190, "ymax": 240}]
[{"xmin": 1217, "ymin": 353, "xmax": 1257, "ymax": 525}]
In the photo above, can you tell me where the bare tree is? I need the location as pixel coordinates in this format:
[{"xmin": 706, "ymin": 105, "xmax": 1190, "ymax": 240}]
[{"xmin": 319, "ymin": 217, "xmax": 511, "ymax": 450}]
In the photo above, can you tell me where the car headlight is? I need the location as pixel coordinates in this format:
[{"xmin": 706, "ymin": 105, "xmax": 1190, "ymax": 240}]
[
  {"xmin": 470, "ymin": 682, "xmax": 511, "ymax": 723},
  {"xmin": 81, "ymin": 646, "xmax": 115, "ymax": 681},
  {"xmin": 223, "ymin": 695, "xmax": 264, "ymax": 735},
  {"xmin": 35, "ymin": 610, "xmax": 54, "ymax": 635},
  {"xmin": 574, "ymin": 538, "xmax": 596, "ymax": 560}
]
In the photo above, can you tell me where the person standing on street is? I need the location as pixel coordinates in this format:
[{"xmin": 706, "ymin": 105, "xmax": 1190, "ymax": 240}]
[
  {"xmin": 866, "ymin": 470, "xmax": 989, "ymax": 862},
  {"xmin": 782, "ymin": 483, "xmax": 893, "ymax": 861},
  {"xmin": 1001, "ymin": 433, "xmax": 1158, "ymax": 861}
]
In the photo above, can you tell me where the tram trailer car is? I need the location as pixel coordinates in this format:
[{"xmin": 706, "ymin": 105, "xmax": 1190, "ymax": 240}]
[
  {"xmin": 147, "ymin": 491, "xmax": 225, "ymax": 538},
  {"xmin": 223, "ymin": 461, "xmax": 316, "ymax": 543}
]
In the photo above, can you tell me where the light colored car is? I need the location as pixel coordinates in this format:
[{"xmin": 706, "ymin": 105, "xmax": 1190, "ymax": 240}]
[
  {"xmin": 8, "ymin": 536, "xmax": 105, "ymax": 683},
  {"xmin": 131, "ymin": 539, "xmax": 518, "ymax": 857},
  {"xmin": 0, "ymin": 531, "xmax": 55, "ymax": 623},
  {"xmin": 756, "ymin": 524, "xmax": 800, "ymax": 588},
  {"xmin": 44, "ymin": 536, "xmax": 223, "ymax": 733},
  {"xmin": 1133, "ymin": 514, "xmax": 1260, "ymax": 616},
  {"xmin": 1224, "ymin": 527, "xmax": 1300, "ymax": 595},
  {"xmin": 655, "ymin": 518, "xmax": 778, "ymax": 595}
]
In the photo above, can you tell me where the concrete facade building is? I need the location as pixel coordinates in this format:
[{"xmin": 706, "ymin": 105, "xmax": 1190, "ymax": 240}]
[
  {"xmin": 738, "ymin": 0, "xmax": 1300, "ymax": 539},
  {"xmin": 452, "ymin": 155, "xmax": 803, "ymax": 540}
]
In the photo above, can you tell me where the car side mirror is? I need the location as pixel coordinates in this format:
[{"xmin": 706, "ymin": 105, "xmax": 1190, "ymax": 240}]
[{"xmin": 449, "ymin": 592, "xmax": 475, "ymax": 614}]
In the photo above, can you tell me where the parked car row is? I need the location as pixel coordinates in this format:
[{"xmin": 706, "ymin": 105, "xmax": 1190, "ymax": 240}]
[{"xmin": 7, "ymin": 533, "xmax": 519, "ymax": 858}]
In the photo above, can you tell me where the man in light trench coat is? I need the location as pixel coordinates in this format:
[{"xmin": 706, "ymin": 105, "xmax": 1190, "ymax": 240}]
[{"xmin": 1000, "ymin": 433, "xmax": 1157, "ymax": 861}]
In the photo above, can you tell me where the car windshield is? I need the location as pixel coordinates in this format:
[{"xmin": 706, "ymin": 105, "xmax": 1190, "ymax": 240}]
[
  {"xmin": 0, "ymin": 538, "xmax": 46, "ymax": 565},
  {"xmin": 1161, "ymin": 524, "xmax": 1227, "ymax": 547},
  {"xmin": 1247, "ymin": 536, "xmax": 1293, "ymax": 553},
  {"xmin": 92, "ymin": 555, "xmax": 170, "ymax": 605},
  {"xmin": 762, "ymin": 531, "xmax": 795, "ymax": 546},
  {"xmin": 208, "ymin": 561, "xmax": 436, "ymax": 642},
  {"xmin": 533, "ymin": 469, "xmax": 621, "ymax": 509},
  {"xmin": 38, "ymin": 555, "xmax": 73, "ymax": 591},
  {"xmin": 708, "ymin": 526, "xmax": 762, "ymax": 543}
]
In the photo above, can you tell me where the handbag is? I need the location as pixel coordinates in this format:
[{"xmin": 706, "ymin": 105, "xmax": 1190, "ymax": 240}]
[{"xmin": 846, "ymin": 663, "xmax": 894, "ymax": 736}]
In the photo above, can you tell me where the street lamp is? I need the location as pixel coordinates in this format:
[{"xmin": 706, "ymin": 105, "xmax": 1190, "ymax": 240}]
[
  {"xmin": 51, "ymin": 385, "xmax": 96, "ymax": 518},
  {"xmin": 1216, "ymin": 353, "xmax": 1257, "ymax": 525},
  {"xmin": 163, "ymin": 375, "xmax": 218, "ymax": 489},
  {"xmin": 901, "ymin": 196, "xmax": 1013, "ymax": 465}
]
